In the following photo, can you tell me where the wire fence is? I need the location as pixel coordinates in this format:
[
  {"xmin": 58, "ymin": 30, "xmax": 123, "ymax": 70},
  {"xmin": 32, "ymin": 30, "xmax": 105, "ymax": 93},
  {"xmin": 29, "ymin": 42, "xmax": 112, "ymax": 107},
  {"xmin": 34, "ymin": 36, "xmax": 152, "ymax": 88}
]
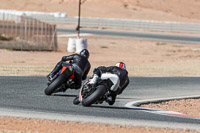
[{"xmin": 0, "ymin": 13, "xmax": 57, "ymax": 51}]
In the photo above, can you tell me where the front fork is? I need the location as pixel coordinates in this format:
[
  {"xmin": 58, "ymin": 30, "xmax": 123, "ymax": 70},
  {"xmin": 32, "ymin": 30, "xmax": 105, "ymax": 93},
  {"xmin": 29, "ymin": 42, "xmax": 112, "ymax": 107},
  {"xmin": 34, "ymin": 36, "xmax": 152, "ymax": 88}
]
[
  {"xmin": 78, "ymin": 81, "xmax": 89, "ymax": 102},
  {"xmin": 52, "ymin": 70, "xmax": 62, "ymax": 80}
]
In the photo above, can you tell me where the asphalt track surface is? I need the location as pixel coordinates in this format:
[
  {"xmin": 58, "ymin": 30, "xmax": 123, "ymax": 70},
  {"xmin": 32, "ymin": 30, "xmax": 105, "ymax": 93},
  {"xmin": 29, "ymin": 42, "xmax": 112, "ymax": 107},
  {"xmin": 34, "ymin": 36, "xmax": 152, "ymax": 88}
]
[
  {"xmin": 57, "ymin": 28, "xmax": 200, "ymax": 44},
  {"xmin": 0, "ymin": 76, "xmax": 200, "ymax": 130}
]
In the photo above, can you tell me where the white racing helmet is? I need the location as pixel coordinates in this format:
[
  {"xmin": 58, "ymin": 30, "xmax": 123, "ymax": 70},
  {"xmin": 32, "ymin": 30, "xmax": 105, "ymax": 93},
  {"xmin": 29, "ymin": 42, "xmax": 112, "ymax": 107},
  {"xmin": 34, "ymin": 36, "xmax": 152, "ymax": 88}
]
[{"xmin": 116, "ymin": 62, "xmax": 126, "ymax": 70}]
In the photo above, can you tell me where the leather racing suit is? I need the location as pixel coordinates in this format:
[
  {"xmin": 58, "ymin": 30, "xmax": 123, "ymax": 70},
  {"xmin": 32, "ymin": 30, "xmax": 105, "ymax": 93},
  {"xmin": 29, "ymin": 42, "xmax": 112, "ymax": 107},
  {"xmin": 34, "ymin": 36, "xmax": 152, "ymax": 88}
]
[{"xmin": 49, "ymin": 54, "xmax": 91, "ymax": 89}]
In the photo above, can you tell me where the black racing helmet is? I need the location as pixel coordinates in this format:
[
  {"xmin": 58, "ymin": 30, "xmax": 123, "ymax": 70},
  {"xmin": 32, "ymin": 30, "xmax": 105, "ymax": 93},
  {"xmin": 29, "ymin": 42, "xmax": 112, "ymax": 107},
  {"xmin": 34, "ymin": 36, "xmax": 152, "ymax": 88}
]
[{"xmin": 80, "ymin": 49, "xmax": 90, "ymax": 59}]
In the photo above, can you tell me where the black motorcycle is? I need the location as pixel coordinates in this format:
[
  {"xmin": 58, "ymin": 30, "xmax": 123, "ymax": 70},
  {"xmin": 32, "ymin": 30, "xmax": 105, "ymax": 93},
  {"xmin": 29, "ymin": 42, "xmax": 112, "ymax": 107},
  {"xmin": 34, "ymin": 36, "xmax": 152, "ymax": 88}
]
[
  {"xmin": 44, "ymin": 62, "xmax": 75, "ymax": 95},
  {"xmin": 73, "ymin": 73, "xmax": 120, "ymax": 107}
]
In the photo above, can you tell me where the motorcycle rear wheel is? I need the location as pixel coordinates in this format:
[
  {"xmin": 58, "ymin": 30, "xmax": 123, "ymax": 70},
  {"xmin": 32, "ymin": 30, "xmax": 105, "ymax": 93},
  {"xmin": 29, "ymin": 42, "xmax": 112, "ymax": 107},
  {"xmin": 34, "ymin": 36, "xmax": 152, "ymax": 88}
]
[
  {"xmin": 44, "ymin": 74, "xmax": 65, "ymax": 95},
  {"xmin": 82, "ymin": 85, "xmax": 106, "ymax": 107}
]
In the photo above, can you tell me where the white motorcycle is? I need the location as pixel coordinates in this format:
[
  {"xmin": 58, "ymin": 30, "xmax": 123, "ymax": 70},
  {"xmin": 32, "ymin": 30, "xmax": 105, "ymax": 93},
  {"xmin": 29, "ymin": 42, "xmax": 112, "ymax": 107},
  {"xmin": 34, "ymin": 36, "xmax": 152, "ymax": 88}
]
[{"xmin": 73, "ymin": 73, "xmax": 120, "ymax": 107}]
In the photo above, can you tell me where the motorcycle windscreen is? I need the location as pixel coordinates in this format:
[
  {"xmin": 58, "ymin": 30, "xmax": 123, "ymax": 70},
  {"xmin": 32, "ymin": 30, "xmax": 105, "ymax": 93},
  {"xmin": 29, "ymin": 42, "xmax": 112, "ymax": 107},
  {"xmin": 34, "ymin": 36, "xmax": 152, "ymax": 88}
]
[{"xmin": 101, "ymin": 73, "xmax": 120, "ymax": 92}]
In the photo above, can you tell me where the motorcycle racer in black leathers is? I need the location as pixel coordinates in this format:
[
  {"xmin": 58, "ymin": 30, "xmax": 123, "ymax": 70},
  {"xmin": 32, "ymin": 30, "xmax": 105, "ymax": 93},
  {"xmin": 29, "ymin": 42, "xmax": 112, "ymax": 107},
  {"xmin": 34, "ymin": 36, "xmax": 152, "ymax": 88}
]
[
  {"xmin": 89, "ymin": 62, "xmax": 129, "ymax": 105},
  {"xmin": 47, "ymin": 49, "xmax": 91, "ymax": 92}
]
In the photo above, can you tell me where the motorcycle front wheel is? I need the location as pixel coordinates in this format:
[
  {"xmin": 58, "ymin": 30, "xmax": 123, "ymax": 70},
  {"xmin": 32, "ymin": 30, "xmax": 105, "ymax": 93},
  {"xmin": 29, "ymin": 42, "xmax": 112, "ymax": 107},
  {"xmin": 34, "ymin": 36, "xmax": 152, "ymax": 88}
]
[
  {"xmin": 81, "ymin": 85, "xmax": 107, "ymax": 107},
  {"xmin": 44, "ymin": 74, "xmax": 65, "ymax": 95}
]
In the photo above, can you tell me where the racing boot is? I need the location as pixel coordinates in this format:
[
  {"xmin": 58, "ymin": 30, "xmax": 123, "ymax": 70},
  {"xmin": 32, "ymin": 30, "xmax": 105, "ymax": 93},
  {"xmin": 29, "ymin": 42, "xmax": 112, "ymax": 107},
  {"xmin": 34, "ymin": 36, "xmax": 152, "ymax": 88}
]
[
  {"xmin": 73, "ymin": 95, "xmax": 80, "ymax": 105},
  {"xmin": 47, "ymin": 62, "xmax": 63, "ymax": 83},
  {"xmin": 47, "ymin": 74, "xmax": 53, "ymax": 84},
  {"xmin": 106, "ymin": 92, "xmax": 117, "ymax": 105}
]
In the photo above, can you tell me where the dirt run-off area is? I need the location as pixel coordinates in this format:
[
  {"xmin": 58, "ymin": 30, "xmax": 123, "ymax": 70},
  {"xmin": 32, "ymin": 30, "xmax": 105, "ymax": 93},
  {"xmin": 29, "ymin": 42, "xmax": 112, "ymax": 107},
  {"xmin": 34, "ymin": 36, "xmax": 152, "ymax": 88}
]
[{"xmin": 0, "ymin": 0, "xmax": 200, "ymax": 133}]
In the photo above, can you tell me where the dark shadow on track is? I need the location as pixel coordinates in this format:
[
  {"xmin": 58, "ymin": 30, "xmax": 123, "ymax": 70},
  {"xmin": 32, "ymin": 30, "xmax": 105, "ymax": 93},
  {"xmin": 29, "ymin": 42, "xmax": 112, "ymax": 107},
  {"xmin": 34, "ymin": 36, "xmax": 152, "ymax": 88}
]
[
  {"xmin": 52, "ymin": 94, "xmax": 77, "ymax": 97},
  {"xmin": 117, "ymin": 97, "xmax": 135, "ymax": 100}
]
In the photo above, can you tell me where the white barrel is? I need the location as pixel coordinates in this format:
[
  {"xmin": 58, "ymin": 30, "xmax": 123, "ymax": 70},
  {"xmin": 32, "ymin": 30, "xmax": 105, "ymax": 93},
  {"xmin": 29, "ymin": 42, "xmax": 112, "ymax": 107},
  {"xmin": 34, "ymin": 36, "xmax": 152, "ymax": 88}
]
[
  {"xmin": 67, "ymin": 38, "xmax": 76, "ymax": 52},
  {"xmin": 75, "ymin": 38, "xmax": 88, "ymax": 53}
]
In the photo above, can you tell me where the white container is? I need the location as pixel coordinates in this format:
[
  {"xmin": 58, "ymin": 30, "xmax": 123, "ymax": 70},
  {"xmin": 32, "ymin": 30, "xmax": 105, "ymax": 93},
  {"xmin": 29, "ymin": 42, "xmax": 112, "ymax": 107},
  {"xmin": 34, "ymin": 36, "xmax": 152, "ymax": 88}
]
[
  {"xmin": 67, "ymin": 38, "xmax": 76, "ymax": 52},
  {"xmin": 75, "ymin": 38, "xmax": 88, "ymax": 53}
]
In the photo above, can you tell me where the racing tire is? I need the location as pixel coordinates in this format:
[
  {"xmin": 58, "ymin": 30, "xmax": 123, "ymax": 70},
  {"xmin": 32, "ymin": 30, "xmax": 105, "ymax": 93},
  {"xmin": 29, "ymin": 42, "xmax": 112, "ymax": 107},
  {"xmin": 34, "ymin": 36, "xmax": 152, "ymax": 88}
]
[
  {"xmin": 82, "ymin": 85, "xmax": 106, "ymax": 107},
  {"xmin": 44, "ymin": 74, "xmax": 66, "ymax": 96},
  {"xmin": 73, "ymin": 96, "xmax": 80, "ymax": 105}
]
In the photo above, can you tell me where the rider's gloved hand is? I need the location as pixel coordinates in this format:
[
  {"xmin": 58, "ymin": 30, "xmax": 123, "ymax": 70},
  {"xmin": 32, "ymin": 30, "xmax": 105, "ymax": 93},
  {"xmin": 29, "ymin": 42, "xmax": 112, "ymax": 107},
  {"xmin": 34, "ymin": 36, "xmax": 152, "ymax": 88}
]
[{"xmin": 89, "ymin": 74, "xmax": 99, "ymax": 84}]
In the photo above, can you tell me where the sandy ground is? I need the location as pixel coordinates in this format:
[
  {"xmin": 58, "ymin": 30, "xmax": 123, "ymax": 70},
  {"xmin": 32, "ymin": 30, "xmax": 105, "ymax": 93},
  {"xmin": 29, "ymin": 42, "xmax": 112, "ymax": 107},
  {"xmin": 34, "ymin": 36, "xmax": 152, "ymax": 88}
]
[
  {"xmin": 0, "ymin": 0, "xmax": 200, "ymax": 132},
  {"xmin": 0, "ymin": 0, "xmax": 200, "ymax": 23},
  {"xmin": 1, "ymin": 34, "xmax": 200, "ymax": 77},
  {"xmin": 141, "ymin": 99, "xmax": 200, "ymax": 118},
  {"xmin": 0, "ymin": 116, "xmax": 200, "ymax": 133}
]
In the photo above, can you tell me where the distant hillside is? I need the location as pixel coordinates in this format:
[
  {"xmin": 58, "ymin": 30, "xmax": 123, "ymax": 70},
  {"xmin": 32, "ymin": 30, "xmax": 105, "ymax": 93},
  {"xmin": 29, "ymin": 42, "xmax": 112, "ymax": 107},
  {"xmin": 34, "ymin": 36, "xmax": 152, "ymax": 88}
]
[{"xmin": 0, "ymin": 0, "xmax": 200, "ymax": 23}]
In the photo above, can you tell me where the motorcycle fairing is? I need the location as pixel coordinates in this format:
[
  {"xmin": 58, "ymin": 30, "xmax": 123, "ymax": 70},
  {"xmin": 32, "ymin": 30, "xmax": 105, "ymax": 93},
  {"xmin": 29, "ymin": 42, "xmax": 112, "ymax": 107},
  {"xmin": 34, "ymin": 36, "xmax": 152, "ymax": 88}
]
[
  {"xmin": 101, "ymin": 73, "xmax": 120, "ymax": 92},
  {"xmin": 60, "ymin": 66, "xmax": 75, "ymax": 79}
]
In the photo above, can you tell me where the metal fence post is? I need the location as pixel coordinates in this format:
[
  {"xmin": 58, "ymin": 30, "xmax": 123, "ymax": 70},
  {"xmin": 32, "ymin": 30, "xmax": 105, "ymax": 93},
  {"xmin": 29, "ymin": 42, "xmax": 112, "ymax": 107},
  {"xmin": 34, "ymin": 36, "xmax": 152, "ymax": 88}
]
[{"xmin": 0, "ymin": 13, "xmax": 57, "ymax": 51}]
